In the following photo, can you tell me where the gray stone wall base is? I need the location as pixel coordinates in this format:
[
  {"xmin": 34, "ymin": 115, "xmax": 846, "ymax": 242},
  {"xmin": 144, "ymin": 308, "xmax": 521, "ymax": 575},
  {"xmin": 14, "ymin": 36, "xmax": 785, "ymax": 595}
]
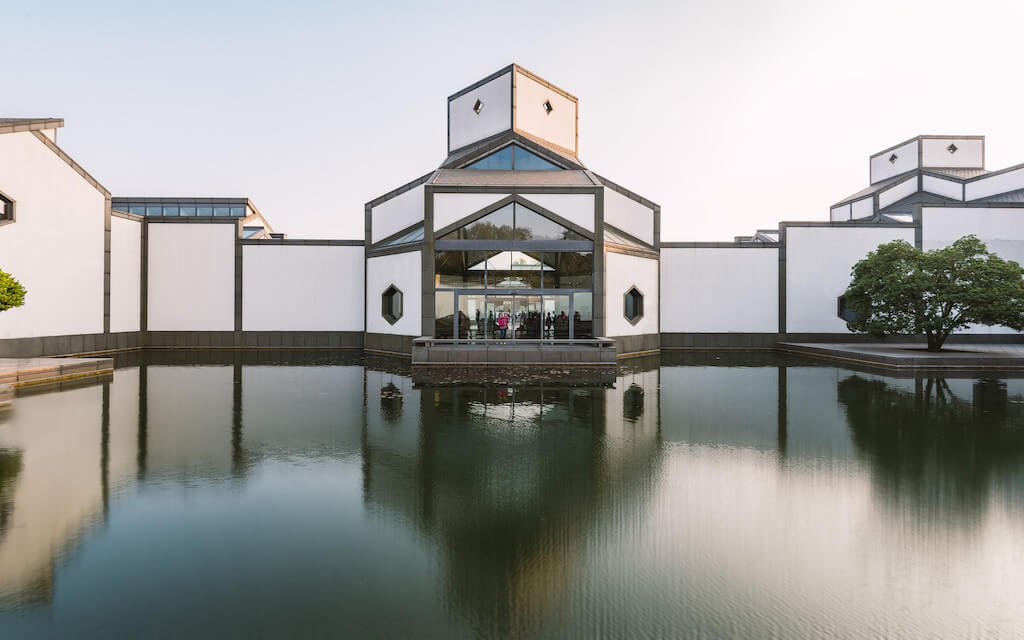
[
  {"xmin": 365, "ymin": 332, "xmax": 414, "ymax": 355},
  {"xmin": 661, "ymin": 333, "xmax": 779, "ymax": 349},
  {"xmin": 411, "ymin": 340, "xmax": 617, "ymax": 365},
  {"xmin": 613, "ymin": 333, "xmax": 661, "ymax": 356},
  {"xmin": 146, "ymin": 331, "xmax": 364, "ymax": 349},
  {"xmin": 0, "ymin": 332, "xmax": 142, "ymax": 358}
]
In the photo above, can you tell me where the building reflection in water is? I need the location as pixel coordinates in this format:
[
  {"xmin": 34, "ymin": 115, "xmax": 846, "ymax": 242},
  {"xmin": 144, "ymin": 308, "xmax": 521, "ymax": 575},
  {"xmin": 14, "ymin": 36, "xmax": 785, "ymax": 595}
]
[
  {"xmin": 1, "ymin": 349, "xmax": 1024, "ymax": 628},
  {"xmin": 362, "ymin": 358, "xmax": 662, "ymax": 633}
]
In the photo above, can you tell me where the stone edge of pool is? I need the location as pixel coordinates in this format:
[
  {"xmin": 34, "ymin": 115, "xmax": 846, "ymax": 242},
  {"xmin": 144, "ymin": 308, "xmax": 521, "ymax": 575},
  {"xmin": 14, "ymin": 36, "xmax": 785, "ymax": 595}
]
[
  {"xmin": 778, "ymin": 342, "xmax": 1024, "ymax": 370},
  {"xmin": 0, "ymin": 357, "xmax": 115, "ymax": 395}
]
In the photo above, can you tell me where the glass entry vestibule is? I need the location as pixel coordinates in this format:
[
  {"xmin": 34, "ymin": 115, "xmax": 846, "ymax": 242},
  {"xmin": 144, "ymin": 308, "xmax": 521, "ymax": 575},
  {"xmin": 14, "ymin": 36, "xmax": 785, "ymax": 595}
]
[
  {"xmin": 437, "ymin": 292, "xmax": 593, "ymax": 340},
  {"xmin": 433, "ymin": 200, "xmax": 595, "ymax": 340}
]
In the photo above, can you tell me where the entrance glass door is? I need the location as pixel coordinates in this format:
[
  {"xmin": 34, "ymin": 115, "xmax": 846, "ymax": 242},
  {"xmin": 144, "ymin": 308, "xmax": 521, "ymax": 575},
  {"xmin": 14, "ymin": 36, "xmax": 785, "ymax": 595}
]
[{"xmin": 513, "ymin": 296, "xmax": 542, "ymax": 339}]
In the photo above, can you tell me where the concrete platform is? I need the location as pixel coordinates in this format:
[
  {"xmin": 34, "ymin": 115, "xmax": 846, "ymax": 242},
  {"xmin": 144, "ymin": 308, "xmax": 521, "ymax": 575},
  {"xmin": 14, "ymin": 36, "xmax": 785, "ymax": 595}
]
[
  {"xmin": 778, "ymin": 342, "xmax": 1024, "ymax": 370},
  {"xmin": 0, "ymin": 357, "xmax": 115, "ymax": 388},
  {"xmin": 411, "ymin": 337, "xmax": 617, "ymax": 366}
]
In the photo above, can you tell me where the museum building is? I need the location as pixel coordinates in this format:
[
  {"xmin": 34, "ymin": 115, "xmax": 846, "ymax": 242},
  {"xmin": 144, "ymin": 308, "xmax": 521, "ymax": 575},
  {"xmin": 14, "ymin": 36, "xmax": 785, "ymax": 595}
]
[
  {"xmin": 3, "ymin": 65, "xmax": 1024, "ymax": 361},
  {"xmin": 364, "ymin": 64, "xmax": 660, "ymax": 358}
]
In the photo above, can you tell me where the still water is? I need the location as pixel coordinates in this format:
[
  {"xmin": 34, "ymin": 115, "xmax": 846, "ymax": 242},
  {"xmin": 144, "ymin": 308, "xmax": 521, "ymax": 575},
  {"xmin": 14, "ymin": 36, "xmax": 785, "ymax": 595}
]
[{"xmin": 1, "ymin": 351, "xmax": 1023, "ymax": 638}]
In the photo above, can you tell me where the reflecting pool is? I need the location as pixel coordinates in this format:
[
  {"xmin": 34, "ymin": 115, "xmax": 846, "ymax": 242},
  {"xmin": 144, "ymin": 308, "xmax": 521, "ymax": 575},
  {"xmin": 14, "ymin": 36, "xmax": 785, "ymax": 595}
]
[{"xmin": 1, "ymin": 351, "xmax": 1023, "ymax": 638}]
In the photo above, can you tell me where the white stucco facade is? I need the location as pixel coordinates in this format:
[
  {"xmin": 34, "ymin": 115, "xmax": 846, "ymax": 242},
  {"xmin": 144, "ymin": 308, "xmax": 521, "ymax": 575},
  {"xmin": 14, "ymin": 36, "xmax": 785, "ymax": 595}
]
[
  {"xmin": 109, "ymin": 215, "xmax": 142, "ymax": 333},
  {"xmin": 661, "ymin": 248, "xmax": 778, "ymax": 333},
  {"xmin": 0, "ymin": 131, "xmax": 106, "ymax": 339},
  {"xmin": 371, "ymin": 184, "xmax": 424, "ymax": 243},
  {"xmin": 603, "ymin": 188, "xmax": 654, "ymax": 245},
  {"xmin": 366, "ymin": 250, "xmax": 422, "ymax": 336},
  {"xmin": 786, "ymin": 226, "xmax": 915, "ymax": 334},
  {"xmin": 242, "ymin": 244, "xmax": 364, "ymax": 331},
  {"xmin": 605, "ymin": 252, "xmax": 659, "ymax": 337},
  {"xmin": 147, "ymin": 223, "xmax": 236, "ymax": 331},
  {"xmin": 448, "ymin": 70, "xmax": 513, "ymax": 153}
]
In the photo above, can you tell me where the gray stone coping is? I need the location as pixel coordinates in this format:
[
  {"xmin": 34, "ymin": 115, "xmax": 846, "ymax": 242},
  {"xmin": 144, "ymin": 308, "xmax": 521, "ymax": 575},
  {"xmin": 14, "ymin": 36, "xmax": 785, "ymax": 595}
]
[
  {"xmin": 778, "ymin": 342, "xmax": 1024, "ymax": 370},
  {"xmin": 0, "ymin": 357, "xmax": 115, "ymax": 387}
]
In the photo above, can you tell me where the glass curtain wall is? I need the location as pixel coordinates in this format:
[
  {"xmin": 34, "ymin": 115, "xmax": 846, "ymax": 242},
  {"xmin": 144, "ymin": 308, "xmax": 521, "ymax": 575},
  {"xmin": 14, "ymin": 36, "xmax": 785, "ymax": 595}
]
[{"xmin": 434, "ymin": 202, "xmax": 594, "ymax": 340}]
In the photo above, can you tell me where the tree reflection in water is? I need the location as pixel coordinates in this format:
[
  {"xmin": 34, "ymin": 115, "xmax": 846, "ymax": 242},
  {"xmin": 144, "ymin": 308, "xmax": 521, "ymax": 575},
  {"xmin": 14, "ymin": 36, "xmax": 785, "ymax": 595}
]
[{"xmin": 838, "ymin": 375, "xmax": 1024, "ymax": 527}]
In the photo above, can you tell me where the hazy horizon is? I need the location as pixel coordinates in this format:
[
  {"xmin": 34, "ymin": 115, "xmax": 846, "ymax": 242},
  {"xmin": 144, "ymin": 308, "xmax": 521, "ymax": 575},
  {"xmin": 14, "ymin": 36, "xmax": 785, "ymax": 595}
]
[{"xmin": 5, "ymin": 0, "xmax": 1024, "ymax": 240}]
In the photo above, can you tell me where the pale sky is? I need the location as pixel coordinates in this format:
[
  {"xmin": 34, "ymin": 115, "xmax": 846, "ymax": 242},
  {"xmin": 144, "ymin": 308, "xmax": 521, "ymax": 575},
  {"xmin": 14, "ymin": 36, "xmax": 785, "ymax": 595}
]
[{"xmin": 5, "ymin": 0, "xmax": 1024, "ymax": 241}]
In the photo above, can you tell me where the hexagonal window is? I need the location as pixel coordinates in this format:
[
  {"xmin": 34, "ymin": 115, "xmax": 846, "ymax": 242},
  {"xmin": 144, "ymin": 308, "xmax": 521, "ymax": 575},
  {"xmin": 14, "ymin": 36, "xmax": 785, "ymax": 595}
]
[
  {"xmin": 0, "ymin": 190, "xmax": 14, "ymax": 224},
  {"xmin": 382, "ymin": 285, "xmax": 403, "ymax": 325},
  {"xmin": 837, "ymin": 295, "xmax": 857, "ymax": 323},
  {"xmin": 624, "ymin": 287, "xmax": 644, "ymax": 324}
]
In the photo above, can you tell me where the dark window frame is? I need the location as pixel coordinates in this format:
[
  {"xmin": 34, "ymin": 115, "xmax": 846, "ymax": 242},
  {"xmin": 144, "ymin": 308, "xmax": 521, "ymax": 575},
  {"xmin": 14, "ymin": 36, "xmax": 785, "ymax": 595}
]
[
  {"xmin": 624, "ymin": 286, "xmax": 644, "ymax": 325},
  {"xmin": 382, "ymin": 284, "xmax": 404, "ymax": 325},
  {"xmin": 0, "ymin": 189, "xmax": 15, "ymax": 226}
]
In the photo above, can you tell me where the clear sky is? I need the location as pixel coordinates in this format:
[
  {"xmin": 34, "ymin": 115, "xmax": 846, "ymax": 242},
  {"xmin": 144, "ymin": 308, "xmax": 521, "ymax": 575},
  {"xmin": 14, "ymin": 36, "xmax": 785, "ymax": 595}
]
[{"xmin": 5, "ymin": 0, "xmax": 1024, "ymax": 240}]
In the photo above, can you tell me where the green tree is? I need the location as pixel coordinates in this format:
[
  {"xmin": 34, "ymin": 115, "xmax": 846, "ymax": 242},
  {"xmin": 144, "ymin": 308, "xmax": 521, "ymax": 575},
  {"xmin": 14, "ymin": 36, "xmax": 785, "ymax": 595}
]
[
  {"xmin": 843, "ymin": 235, "xmax": 1024, "ymax": 351},
  {"xmin": 0, "ymin": 269, "xmax": 27, "ymax": 312}
]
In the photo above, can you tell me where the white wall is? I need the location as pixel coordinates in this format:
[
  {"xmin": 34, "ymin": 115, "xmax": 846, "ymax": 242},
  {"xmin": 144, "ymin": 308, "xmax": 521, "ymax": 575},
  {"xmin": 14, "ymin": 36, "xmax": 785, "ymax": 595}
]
[
  {"xmin": 371, "ymin": 184, "xmax": 424, "ymax": 244},
  {"xmin": 851, "ymin": 197, "xmax": 873, "ymax": 220},
  {"xmin": 110, "ymin": 216, "xmax": 141, "ymax": 333},
  {"xmin": 366, "ymin": 249, "xmax": 422, "ymax": 336},
  {"xmin": 242, "ymin": 244, "xmax": 364, "ymax": 331},
  {"xmin": 870, "ymin": 139, "xmax": 918, "ymax": 184},
  {"xmin": 966, "ymin": 166, "xmax": 1024, "ymax": 201},
  {"xmin": 448, "ymin": 70, "xmax": 512, "ymax": 152},
  {"xmin": 432, "ymin": 192, "xmax": 509, "ymax": 231},
  {"xmin": 921, "ymin": 138, "xmax": 983, "ymax": 168},
  {"xmin": 605, "ymin": 252, "xmax": 659, "ymax": 337},
  {"xmin": 922, "ymin": 206, "xmax": 1024, "ymax": 334},
  {"xmin": 603, "ymin": 188, "xmax": 654, "ymax": 245},
  {"xmin": 830, "ymin": 204, "xmax": 850, "ymax": 222},
  {"xmin": 878, "ymin": 176, "xmax": 917, "ymax": 209},
  {"xmin": 786, "ymin": 226, "xmax": 915, "ymax": 333},
  {"xmin": 661, "ymin": 247, "xmax": 778, "ymax": 333},
  {"xmin": 514, "ymin": 69, "xmax": 577, "ymax": 154},
  {"xmin": 0, "ymin": 131, "xmax": 106, "ymax": 339},
  {"xmin": 147, "ymin": 223, "xmax": 236, "ymax": 331},
  {"xmin": 923, "ymin": 175, "xmax": 963, "ymax": 200},
  {"xmin": 519, "ymin": 193, "xmax": 594, "ymax": 231}
]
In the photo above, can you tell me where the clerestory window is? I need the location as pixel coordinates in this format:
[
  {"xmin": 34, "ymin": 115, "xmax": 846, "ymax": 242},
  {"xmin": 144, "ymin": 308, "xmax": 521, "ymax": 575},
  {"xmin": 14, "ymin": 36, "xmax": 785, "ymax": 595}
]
[{"xmin": 463, "ymin": 144, "xmax": 564, "ymax": 170}]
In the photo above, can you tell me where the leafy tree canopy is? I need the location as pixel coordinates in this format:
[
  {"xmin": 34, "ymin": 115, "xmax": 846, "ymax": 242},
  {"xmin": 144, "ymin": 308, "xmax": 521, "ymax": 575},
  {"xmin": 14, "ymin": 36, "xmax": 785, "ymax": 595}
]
[
  {"xmin": 843, "ymin": 235, "xmax": 1024, "ymax": 351},
  {"xmin": 0, "ymin": 269, "xmax": 27, "ymax": 312}
]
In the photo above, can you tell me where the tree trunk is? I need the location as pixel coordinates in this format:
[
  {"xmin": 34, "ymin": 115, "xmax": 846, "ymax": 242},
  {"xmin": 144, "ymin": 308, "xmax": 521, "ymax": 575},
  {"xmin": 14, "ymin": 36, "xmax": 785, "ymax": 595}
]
[{"xmin": 926, "ymin": 332, "xmax": 942, "ymax": 352}]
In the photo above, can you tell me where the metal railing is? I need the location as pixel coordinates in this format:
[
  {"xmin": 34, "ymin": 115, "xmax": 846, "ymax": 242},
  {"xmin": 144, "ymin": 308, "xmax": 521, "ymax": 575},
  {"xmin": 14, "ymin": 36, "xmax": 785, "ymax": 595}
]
[{"xmin": 413, "ymin": 337, "xmax": 615, "ymax": 348}]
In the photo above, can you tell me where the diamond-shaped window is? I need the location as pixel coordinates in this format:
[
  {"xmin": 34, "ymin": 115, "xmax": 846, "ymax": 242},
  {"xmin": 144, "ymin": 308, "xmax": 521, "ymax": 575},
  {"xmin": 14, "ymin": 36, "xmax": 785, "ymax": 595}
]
[
  {"xmin": 542, "ymin": 100, "xmax": 553, "ymax": 114},
  {"xmin": 947, "ymin": 143, "xmax": 958, "ymax": 154},
  {"xmin": 889, "ymin": 153, "xmax": 898, "ymax": 164},
  {"xmin": 473, "ymin": 99, "xmax": 483, "ymax": 114}
]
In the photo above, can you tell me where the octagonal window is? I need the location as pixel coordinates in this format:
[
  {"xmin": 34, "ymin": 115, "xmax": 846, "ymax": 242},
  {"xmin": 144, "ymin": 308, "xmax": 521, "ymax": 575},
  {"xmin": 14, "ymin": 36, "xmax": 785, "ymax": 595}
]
[
  {"xmin": 624, "ymin": 287, "xmax": 644, "ymax": 324},
  {"xmin": 0, "ymin": 190, "xmax": 13, "ymax": 223},
  {"xmin": 382, "ymin": 285, "xmax": 403, "ymax": 325},
  {"xmin": 837, "ymin": 295, "xmax": 857, "ymax": 323}
]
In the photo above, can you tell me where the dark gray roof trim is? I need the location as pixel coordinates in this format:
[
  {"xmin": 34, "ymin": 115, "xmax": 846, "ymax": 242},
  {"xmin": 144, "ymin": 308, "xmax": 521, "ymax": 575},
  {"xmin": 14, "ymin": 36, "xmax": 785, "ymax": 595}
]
[
  {"xmin": 366, "ymin": 170, "xmax": 436, "ymax": 208},
  {"xmin": 241, "ymin": 238, "xmax": 363, "ymax": 246},
  {"xmin": 661, "ymin": 241, "xmax": 780, "ymax": 248},
  {"xmin": 447, "ymin": 64, "xmax": 515, "ymax": 102},
  {"xmin": 833, "ymin": 171, "xmax": 913, "ymax": 207},
  {"xmin": 590, "ymin": 173, "xmax": 659, "ymax": 210}
]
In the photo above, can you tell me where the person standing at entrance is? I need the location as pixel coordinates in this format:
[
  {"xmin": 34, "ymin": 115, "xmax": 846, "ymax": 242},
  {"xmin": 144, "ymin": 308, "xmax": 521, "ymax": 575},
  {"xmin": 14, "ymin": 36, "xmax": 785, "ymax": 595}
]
[{"xmin": 497, "ymin": 312, "xmax": 508, "ymax": 339}]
